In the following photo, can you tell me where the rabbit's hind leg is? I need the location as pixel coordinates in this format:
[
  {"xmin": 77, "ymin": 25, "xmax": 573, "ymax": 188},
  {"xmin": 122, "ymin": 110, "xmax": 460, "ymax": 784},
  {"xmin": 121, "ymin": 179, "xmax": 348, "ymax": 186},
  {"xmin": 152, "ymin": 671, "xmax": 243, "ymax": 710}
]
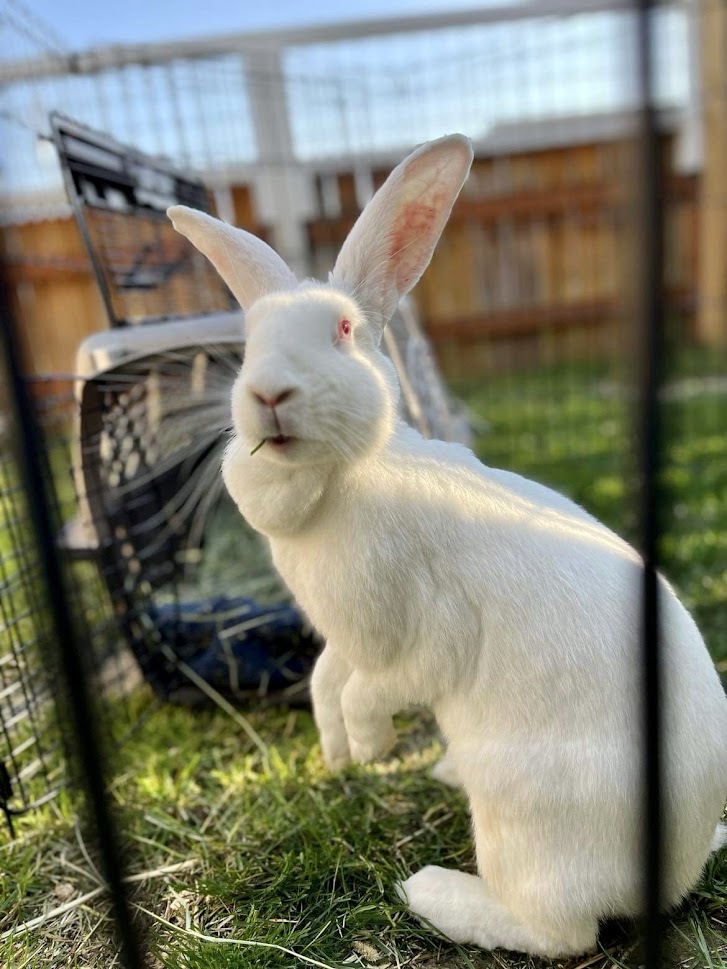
[{"xmin": 396, "ymin": 865, "xmax": 597, "ymax": 957}]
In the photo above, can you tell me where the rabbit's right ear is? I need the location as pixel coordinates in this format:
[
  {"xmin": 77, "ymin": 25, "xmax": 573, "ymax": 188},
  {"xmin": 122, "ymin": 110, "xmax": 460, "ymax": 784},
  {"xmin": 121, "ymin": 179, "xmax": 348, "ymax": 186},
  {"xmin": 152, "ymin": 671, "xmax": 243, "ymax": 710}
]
[
  {"xmin": 329, "ymin": 134, "xmax": 473, "ymax": 336},
  {"xmin": 167, "ymin": 206, "xmax": 297, "ymax": 310}
]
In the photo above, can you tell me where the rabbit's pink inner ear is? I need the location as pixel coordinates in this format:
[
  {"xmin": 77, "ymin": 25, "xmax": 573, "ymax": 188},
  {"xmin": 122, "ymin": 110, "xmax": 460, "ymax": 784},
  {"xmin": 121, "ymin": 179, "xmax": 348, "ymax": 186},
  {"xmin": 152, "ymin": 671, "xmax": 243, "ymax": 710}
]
[
  {"xmin": 389, "ymin": 196, "xmax": 448, "ymax": 292},
  {"xmin": 330, "ymin": 134, "xmax": 473, "ymax": 329}
]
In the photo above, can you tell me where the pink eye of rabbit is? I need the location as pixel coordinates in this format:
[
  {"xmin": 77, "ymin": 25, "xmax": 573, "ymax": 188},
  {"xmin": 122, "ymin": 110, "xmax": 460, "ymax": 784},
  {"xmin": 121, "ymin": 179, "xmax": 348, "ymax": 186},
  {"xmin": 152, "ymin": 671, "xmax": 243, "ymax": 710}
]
[{"xmin": 337, "ymin": 318, "xmax": 352, "ymax": 341}]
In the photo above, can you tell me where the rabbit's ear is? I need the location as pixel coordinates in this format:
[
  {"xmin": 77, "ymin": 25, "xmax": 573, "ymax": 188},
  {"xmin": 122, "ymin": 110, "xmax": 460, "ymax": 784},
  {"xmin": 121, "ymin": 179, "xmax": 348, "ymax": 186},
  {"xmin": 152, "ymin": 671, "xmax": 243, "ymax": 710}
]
[
  {"xmin": 167, "ymin": 205, "xmax": 297, "ymax": 310},
  {"xmin": 330, "ymin": 134, "xmax": 473, "ymax": 334}
]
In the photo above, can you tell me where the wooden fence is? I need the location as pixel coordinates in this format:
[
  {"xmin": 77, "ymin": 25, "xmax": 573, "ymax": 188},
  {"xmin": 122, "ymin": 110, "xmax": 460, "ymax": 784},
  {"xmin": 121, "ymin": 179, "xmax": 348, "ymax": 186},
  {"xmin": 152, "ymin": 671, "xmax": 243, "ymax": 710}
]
[{"xmin": 0, "ymin": 134, "xmax": 701, "ymax": 380}]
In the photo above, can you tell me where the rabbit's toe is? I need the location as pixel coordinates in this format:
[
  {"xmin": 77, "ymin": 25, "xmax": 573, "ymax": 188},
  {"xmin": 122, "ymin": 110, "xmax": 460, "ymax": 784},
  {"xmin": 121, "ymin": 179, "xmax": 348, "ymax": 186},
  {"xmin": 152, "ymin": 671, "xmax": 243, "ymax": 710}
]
[
  {"xmin": 349, "ymin": 723, "xmax": 396, "ymax": 764},
  {"xmin": 430, "ymin": 753, "xmax": 461, "ymax": 788},
  {"xmin": 320, "ymin": 729, "xmax": 351, "ymax": 772}
]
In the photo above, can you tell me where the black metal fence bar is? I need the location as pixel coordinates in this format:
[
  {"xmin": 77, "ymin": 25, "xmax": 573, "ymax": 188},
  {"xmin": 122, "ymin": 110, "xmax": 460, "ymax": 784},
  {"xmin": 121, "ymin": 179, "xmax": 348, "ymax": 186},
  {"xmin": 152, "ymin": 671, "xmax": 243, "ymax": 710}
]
[{"xmin": 635, "ymin": 1, "xmax": 666, "ymax": 965}]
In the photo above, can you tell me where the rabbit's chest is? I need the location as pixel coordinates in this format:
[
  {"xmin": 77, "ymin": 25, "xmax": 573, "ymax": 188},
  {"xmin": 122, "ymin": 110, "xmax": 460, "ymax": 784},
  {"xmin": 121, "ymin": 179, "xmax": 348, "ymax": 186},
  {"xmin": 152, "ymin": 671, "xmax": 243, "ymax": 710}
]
[{"xmin": 270, "ymin": 506, "xmax": 416, "ymax": 667}]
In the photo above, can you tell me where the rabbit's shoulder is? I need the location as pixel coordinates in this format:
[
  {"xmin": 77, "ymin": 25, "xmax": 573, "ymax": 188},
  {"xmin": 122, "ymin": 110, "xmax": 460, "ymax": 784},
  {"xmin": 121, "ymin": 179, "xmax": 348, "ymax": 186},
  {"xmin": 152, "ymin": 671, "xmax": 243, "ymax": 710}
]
[{"xmin": 383, "ymin": 424, "xmax": 596, "ymax": 524}]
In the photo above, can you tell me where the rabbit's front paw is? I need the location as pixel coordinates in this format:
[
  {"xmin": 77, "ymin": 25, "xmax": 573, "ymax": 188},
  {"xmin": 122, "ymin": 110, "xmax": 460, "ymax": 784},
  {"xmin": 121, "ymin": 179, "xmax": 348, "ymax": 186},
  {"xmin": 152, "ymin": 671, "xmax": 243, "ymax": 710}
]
[
  {"xmin": 319, "ymin": 728, "xmax": 351, "ymax": 772},
  {"xmin": 349, "ymin": 722, "xmax": 396, "ymax": 764}
]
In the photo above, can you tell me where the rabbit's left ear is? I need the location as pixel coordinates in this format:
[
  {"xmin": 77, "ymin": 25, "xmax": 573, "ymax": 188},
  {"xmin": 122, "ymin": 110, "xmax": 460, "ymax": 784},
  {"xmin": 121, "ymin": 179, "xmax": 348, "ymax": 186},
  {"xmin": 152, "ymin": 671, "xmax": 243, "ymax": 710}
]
[
  {"xmin": 167, "ymin": 206, "xmax": 297, "ymax": 310},
  {"xmin": 330, "ymin": 133, "xmax": 473, "ymax": 335}
]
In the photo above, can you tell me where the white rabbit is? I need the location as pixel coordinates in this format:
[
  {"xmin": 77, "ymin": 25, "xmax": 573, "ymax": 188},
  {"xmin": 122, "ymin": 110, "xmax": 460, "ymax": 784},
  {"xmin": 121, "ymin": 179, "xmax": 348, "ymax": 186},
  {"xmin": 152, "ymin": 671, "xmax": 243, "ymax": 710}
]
[{"xmin": 167, "ymin": 134, "xmax": 727, "ymax": 958}]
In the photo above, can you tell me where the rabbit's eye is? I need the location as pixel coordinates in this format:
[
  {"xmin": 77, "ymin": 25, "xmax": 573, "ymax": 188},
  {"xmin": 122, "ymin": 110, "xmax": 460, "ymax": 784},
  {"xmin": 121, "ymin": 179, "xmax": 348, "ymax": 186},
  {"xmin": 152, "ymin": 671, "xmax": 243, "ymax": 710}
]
[{"xmin": 337, "ymin": 318, "xmax": 352, "ymax": 341}]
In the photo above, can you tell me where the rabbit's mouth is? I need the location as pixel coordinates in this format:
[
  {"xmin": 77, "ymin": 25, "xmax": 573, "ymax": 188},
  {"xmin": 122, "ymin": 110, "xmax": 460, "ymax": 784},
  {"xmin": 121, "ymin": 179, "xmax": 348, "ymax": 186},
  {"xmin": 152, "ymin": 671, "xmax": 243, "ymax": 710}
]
[{"xmin": 268, "ymin": 435, "xmax": 294, "ymax": 447}]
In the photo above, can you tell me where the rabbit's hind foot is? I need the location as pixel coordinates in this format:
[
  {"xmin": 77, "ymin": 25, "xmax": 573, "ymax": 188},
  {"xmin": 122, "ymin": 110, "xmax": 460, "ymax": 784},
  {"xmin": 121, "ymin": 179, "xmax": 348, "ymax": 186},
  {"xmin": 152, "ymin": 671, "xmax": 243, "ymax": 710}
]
[{"xmin": 396, "ymin": 865, "xmax": 597, "ymax": 957}]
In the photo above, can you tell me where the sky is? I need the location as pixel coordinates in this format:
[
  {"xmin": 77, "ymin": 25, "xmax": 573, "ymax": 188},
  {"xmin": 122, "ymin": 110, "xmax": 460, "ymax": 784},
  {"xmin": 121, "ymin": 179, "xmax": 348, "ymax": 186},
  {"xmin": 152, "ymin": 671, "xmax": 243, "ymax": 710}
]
[{"xmin": 26, "ymin": 0, "xmax": 516, "ymax": 50}]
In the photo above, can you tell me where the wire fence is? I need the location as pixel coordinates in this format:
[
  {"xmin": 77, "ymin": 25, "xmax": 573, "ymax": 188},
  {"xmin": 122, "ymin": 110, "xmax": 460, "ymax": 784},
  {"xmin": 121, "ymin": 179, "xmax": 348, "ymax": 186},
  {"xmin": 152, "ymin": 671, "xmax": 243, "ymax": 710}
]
[{"xmin": 0, "ymin": 2, "xmax": 690, "ymax": 196}]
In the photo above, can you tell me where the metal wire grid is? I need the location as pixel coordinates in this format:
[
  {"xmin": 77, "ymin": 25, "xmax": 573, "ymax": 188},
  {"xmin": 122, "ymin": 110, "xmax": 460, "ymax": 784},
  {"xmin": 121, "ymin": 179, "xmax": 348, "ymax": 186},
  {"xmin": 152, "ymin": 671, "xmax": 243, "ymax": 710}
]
[
  {"xmin": 0, "ymin": 0, "xmax": 65, "ymax": 64},
  {"xmin": 0, "ymin": 418, "xmax": 65, "ymax": 832},
  {"xmin": 0, "ymin": 280, "xmax": 145, "ymax": 964},
  {"xmin": 0, "ymin": 3, "xmax": 690, "ymax": 196},
  {"xmin": 50, "ymin": 113, "xmax": 236, "ymax": 328}
]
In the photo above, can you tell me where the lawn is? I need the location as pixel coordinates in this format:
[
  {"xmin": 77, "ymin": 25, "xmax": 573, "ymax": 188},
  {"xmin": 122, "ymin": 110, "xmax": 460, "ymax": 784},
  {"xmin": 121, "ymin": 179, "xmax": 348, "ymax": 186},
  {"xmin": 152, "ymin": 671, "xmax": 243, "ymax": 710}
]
[{"xmin": 1, "ymin": 356, "xmax": 726, "ymax": 968}]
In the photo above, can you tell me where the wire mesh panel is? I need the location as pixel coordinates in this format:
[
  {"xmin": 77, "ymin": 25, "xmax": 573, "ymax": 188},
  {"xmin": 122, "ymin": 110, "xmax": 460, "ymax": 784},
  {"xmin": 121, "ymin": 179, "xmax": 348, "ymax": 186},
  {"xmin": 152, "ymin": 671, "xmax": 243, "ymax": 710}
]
[
  {"xmin": 0, "ymin": 402, "xmax": 66, "ymax": 831},
  {"xmin": 50, "ymin": 114, "xmax": 236, "ymax": 328},
  {"xmin": 0, "ymin": 377, "xmax": 152, "ymax": 833}
]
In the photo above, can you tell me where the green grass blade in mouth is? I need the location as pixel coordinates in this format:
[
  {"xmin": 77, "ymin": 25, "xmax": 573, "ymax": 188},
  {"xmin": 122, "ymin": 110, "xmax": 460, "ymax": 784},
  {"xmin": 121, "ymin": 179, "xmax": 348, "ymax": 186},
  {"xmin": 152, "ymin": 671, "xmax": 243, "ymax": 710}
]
[{"xmin": 250, "ymin": 439, "xmax": 266, "ymax": 456}]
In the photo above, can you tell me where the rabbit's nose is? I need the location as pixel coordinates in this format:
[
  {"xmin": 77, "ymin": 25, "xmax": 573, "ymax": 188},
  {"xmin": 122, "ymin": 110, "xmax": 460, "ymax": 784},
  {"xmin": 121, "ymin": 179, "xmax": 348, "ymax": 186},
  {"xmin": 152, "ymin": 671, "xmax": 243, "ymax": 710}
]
[{"xmin": 250, "ymin": 387, "xmax": 296, "ymax": 409}]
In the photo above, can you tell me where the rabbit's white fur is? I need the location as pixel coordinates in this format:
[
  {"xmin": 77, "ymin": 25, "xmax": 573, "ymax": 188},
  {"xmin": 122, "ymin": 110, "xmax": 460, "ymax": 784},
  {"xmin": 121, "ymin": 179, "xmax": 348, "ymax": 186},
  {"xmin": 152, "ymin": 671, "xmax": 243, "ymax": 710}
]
[{"xmin": 168, "ymin": 135, "xmax": 727, "ymax": 958}]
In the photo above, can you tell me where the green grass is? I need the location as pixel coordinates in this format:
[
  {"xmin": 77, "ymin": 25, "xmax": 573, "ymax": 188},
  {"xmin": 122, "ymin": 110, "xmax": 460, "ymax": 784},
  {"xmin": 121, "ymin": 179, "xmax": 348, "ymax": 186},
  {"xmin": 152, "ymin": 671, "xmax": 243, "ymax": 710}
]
[{"xmin": 1, "ymin": 357, "xmax": 726, "ymax": 967}]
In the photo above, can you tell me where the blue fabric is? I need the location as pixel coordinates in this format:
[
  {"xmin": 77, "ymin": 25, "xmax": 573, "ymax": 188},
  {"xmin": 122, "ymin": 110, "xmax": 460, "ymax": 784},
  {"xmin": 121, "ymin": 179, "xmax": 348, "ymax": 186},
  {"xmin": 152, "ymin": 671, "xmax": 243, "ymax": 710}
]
[{"xmin": 146, "ymin": 596, "xmax": 318, "ymax": 699}]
